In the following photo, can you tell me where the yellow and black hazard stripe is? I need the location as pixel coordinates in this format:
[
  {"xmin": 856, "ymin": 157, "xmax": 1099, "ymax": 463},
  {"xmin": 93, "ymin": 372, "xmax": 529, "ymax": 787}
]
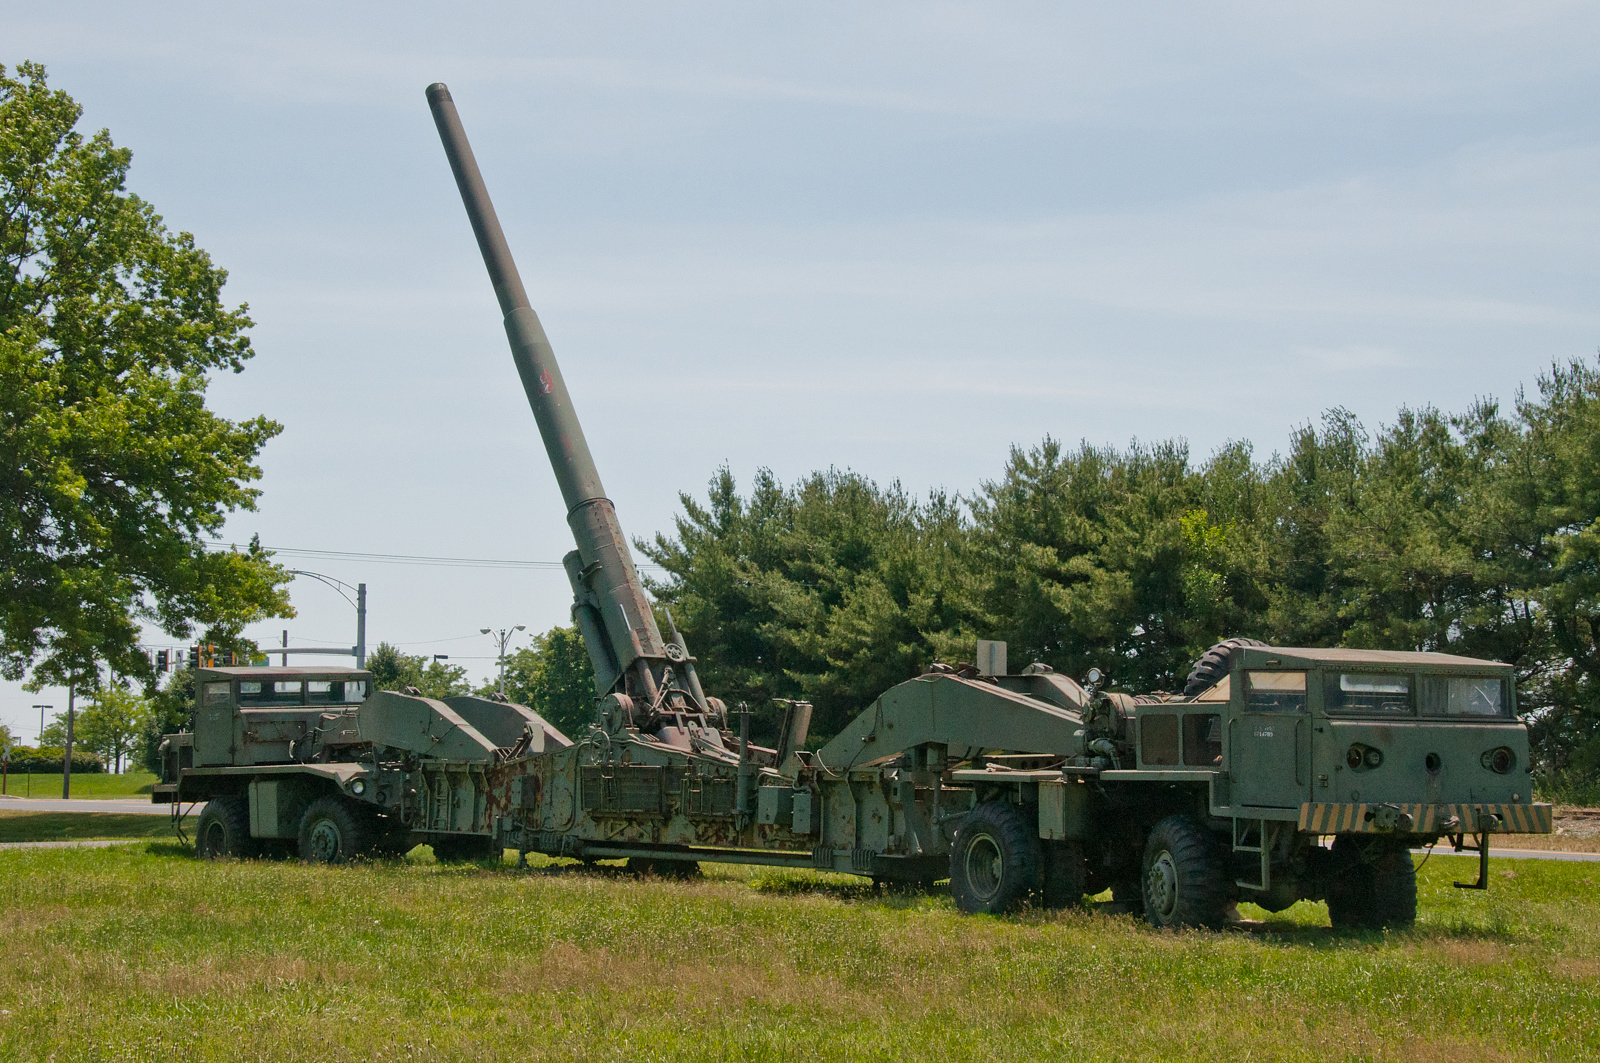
[{"xmin": 1298, "ymin": 802, "xmax": 1553, "ymax": 834}]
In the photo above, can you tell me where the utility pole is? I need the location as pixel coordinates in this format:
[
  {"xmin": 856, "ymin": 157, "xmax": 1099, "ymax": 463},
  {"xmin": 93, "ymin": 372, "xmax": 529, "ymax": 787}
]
[
  {"xmin": 63, "ymin": 679, "xmax": 75, "ymax": 799},
  {"xmin": 481, "ymin": 626, "xmax": 526, "ymax": 695},
  {"xmin": 357, "ymin": 583, "xmax": 367, "ymax": 668},
  {"xmin": 281, "ymin": 629, "xmax": 289, "ymax": 667}
]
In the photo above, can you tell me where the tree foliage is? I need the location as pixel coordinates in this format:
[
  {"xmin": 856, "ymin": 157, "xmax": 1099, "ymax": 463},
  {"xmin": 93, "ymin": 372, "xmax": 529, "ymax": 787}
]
[
  {"xmin": 365, "ymin": 642, "xmax": 471, "ymax": 700},
  {"xmin": 490, "ymin": 625, "xmax": 596, "ymax": 741},
  {"xmin": 0, "ymin": 61, "xmax": 292, "ymax": 689},
  {"xmin": 641, "ymin": 358, "xmax": 1600, "ymax": 790}
]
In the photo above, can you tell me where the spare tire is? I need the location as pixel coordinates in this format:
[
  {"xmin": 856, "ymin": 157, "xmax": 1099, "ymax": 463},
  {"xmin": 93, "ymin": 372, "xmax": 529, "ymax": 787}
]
[{"xmin": 1182, "ymin": 637, "xmax": 1269, "ymax": 696}]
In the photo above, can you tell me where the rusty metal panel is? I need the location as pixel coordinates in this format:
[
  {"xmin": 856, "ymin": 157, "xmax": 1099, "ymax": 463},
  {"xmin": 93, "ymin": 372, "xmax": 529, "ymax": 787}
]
[{"xmin": 757, "ymin": 785, "xmax": 793, "ymax": 826}]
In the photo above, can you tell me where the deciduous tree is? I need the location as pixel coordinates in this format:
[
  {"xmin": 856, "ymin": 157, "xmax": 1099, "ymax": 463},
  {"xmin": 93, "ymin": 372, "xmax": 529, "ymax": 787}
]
[{"xmin": 0, "ymin": 61, "xmax": 292, "ymax": 690}]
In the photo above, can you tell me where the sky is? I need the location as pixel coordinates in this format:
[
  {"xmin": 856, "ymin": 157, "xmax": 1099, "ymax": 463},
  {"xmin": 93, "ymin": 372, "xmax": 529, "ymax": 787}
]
[{"xmin": 3, "ymin": 2, "xmax": 1599, "ymax": 744}]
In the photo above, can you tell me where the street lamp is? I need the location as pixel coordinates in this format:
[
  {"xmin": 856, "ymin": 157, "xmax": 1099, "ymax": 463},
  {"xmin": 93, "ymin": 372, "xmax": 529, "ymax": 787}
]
[
  {"xmin": 481, "ymin": 626, "xmax": 526, "ymax": 694},
  {"xmin": 284, "ymin": 570, "xmax": 367, "ymax": 667},
  {"xmin": 30, "ymin": 705, "xmax": 51, "ymax": 799}
]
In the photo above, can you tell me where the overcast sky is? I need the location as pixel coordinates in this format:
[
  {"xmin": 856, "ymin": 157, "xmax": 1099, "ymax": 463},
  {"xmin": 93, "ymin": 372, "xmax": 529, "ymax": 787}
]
[{"xmin": 4, "ymin": 2, "xmax": 1598, "ymax": 744}]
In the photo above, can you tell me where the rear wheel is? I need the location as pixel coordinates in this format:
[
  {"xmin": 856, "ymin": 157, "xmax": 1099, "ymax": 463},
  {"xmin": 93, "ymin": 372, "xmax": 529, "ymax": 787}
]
[
  {"xmin": 949, "ymin": 801, "xmax": 1041, "ymax": 914},
  {"xmin": 196, "ymin": 795, "xmax": 254, "ymax": 859},
  {"xmin": 430, "ymin": 834, "xmax": 499, "ymax": 864},
  {"xmin": 298, "ymin": 796, "xmax": 369, "ymax": 864},
  {"xmin": 1326, "ymin": 836, "xmax": 1416, "ymax": 930},
  {"xmin": 626, "ymin": 857, "xmax": 703, "ymax": 879},
  {"xmin": 1041, "ymin": 841, "xmax": 1088, "ymax": 909},
  {"xmin": 369, "ymin": 816, "xmax": 415, "ymax": 858},
  {"xmin": 1140, "ymin": 815, "xmax": 1230, "ymax": 929}
]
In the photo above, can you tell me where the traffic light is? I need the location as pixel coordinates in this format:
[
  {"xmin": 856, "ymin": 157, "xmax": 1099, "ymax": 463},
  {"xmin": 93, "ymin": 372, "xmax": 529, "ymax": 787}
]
[
  {"xmin": 156, "ymin": 650, "xmax": 169, "ymax": 673},
  {"xmin": 187, "ymin": 645, "xmax": 200, "ymax": 671}
]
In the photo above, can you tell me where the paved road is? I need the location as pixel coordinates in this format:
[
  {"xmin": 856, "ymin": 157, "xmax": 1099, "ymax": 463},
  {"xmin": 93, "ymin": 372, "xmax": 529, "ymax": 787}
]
[
  {"xmin": 2, "ymin": 797, "xmax": 1596, "ymax": 862},
  {"xmin": 0, "ymin": 796, "xmax": 200, "ymax": 816},
  {"xmin": 0, "ymin": 838, "xmax": 147, "ymax": 850},
  {"xmin": 1418, "ymin": 846, "xmax": 1600, "ymax": 863}
]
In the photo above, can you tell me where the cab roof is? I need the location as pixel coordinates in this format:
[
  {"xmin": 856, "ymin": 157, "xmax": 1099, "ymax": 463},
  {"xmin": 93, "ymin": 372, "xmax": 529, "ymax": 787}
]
[
  {"xmin": 1243, "ymin": 646, "xmax": 1507, "ymax": 669},
  {"xmin": 198, "ymin": 667, "xmax": 372, "ymax": 677}
]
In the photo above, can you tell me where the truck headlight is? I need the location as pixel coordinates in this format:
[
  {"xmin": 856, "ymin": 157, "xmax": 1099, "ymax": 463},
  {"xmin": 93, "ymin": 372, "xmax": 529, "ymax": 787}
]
[
  {"xmin": 1481, "ymin": 747, "xmax": 1515, "ymax": 774},
  {"xmin": 352, "ymin": 779, "xmax": 367, "ymax": 795}
]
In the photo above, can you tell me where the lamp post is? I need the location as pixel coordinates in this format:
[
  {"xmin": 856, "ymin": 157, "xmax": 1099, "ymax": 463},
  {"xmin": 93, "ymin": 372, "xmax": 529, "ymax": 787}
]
[
  {"xmin": 481, "ymin": 626, "xmax": 525, "ymax": 695},
  {"xmin": 31, "ymin": 704, "xmax": 52, "ymax": 799},
  {"xmin": 284, "ymin": 570, "xmax": 367, "ymax": 668}
]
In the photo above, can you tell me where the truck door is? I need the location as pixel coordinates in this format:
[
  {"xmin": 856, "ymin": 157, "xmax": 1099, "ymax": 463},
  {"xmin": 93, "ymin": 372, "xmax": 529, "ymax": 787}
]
[{"xmin": 1230, "ymin": 670, "xmax": 1309, "ymax": 808}]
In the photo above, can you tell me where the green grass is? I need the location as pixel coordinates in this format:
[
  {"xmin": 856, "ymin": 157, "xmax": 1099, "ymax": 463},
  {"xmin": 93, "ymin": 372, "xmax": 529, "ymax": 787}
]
[
  {"xmin": 0, "ymin": 771, "xmax": 157, "ymax": 799},
  {"xmin": 0, "ymin": 810, "xmax": 178, "ymax": 844},
  {"xmin": 0, "ymin": 847, "xmax": 1596, "ymax": 1062}
]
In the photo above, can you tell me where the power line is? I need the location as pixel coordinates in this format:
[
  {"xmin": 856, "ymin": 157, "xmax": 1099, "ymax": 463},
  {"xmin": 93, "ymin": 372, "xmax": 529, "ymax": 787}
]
[{"xmin": 205, "ymin": 541, "xmax": 666, "ymax": 572}]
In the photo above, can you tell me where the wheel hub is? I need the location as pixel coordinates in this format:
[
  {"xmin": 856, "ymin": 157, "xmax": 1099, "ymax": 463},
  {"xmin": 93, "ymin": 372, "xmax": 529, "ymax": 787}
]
[
  {"xmin": 308, "ymin": 819, "xmax": 343, "ymax": 862},
  {"xmin": 203, "ymin": 821, "xmax": 226, "ymax": 855},
  {"xmin": 965, "ymin": 832, "xmax": 1004, "ymax": 902},
  {"xmin": 1147, "ymin": 850, "xmax": 1178, "ymax": 921}
]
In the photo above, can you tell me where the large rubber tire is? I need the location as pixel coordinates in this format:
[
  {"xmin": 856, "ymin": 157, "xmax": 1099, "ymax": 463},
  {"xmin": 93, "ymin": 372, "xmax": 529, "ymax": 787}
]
[
  {"xmin": 369, "ymin": 815, "xmax": 415, "ymax": 858},
  {"xmin": 626, "ymin": 857, "xmax": 703, "ymax": 879},
  {"xmin": 298, "ymin": 796, "xmax": 369, "ymax": 864},
  {"xmin": 196, "ymin": 795, "xmax": 255, "ymax": 859},
  {"xmin": 430, "ymin": 834, "xmax": 500, "ymax": 864},
  {"xmin": 1183, "ymin": 638, "xmax": 1269, "ymax": 696},
  {"xmin": 1041, "ymin": 841, "xmax": 1088, "ymax": 909},
  {"xmin": 1140, "ymin": 815, "xmax": 1231, "ymax": 929},
  {"xmin": 1326, "ymin": 836, "xmax": 1417, "ymax": 930},
  {"xmin": 949, "ymin": 801, "xmax": 1041, "ymax": 914}
]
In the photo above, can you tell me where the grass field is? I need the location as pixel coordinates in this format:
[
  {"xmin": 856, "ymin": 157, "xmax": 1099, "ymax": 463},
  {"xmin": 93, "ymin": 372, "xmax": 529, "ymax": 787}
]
[
  {"xmin": 0, "ymin": 771, "xmax": 157, "ymax": 799},
  {"xmin": 0, "ymin": 845, "xmax": 1596, "ymax": 1062},
  {"xmin": 0, "ymin": 810, "xmax": 176, "ymax": 844}
]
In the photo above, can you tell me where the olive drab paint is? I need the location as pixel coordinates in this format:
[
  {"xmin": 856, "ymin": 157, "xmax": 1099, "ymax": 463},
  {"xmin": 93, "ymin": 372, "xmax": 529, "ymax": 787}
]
[{"xmin": 149, "ymin": 84, "xmax": 1555, "ymax": 931}]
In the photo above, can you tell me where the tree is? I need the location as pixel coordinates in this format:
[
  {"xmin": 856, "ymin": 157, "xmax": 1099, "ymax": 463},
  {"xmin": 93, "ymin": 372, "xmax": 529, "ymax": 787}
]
[
  {"xmin": 0, "ymin": 61, "xmax": 293, "ymax": 690},
  {"xmin": 74, "ymin": 684, "xmax": 150, "ymax": 773},
  {"xmin": 491, "ymin": 625, "xmax": 597, "ymax": 741},
  {"xmin": 138, "ymin": 665, "xmax": 195, "ymax": 774},
  {"xmin": 365, "ymin": 642, "xmax": 471, "ymax": 699},
  {"xmin": 642, "ymin": 466, "xmax": 975, "ymax": 743}
]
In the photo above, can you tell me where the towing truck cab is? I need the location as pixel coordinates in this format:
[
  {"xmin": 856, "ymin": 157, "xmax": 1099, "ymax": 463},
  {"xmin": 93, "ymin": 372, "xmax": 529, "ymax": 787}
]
[{"xmin": 1214, "ymin": 646, "xmax": 1538, "ymax": 830}]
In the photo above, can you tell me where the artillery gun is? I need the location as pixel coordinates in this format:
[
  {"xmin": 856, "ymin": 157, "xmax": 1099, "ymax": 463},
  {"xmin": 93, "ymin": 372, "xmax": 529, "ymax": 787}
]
[{"xmin": 155, "ymin": 83, "xmax": 1555, "ymax": 930}]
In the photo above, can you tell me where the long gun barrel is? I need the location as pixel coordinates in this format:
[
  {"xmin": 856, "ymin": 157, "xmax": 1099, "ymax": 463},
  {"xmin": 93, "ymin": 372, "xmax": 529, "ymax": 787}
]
[{"xmin": 427, "ymin": 83, "xmax": 667, "ymax": 702}]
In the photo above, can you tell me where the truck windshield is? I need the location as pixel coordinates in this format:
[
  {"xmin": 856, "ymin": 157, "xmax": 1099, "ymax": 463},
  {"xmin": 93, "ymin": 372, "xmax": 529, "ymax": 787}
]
[
  {"xmin": 1326, "ymin": 673, "xmax": 1412, "ymax": 715},
  {"xmin": 238, "ymin": 680, "xmax": 304, "ymax": 706},
  {"xmin": 1422, "ymin": 676, "xmax": 1506, "ymax": 717},
  {"xmin": 1245, "ymin": 671, "xmax": 1306, "ymax": 712},
  {"xmin": 307, "ymin": 680, "xmax": 368, "ymax": 705}
]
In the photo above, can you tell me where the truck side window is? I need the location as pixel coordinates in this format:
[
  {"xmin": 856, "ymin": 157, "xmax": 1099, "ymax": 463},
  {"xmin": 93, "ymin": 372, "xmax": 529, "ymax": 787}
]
[
  {"xmin": 1183, "ymin": 714, "xmax": 1223, "ymax": 765},
  {"xmin": 1245, "ymin": 671, "xmax": 1306, "ymax": 712},
  {"xmin": 239, "ymin": 680, "xmax": 304, "ymax": 706},
  {"xmin": 1422, "ymin": 676, "xmax": 1506, "ymax": 717},
  {"xmin": 306, "ymin": 680, "xmax": 369, "ymax": 705},
  {"xmin": 1140, "ymin": 714, "xmax": 1180, "ymax": 766},
  {"xmin": 202, "ymin": 682, "xmax": 231, "ymax": 706},
  {"xmin": 1326, "ymin": 673, "xmax": 1412, "ymax": 715}
]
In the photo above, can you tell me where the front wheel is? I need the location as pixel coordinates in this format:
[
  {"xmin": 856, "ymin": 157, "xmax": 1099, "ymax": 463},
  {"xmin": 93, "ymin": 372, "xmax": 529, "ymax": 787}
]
[
  {"xmin": 949, "ymin": 801, "xmax": 1041, "ymax": 914},
  {"xmin": 1326, "ymin": 836, "xmax": 1416, "ymax": 930},
  {"xmin": 298, "ymin": 796, "xmax": 369, "ymax": 864},
  {"xmin": 1140, "ymin": 815, "xmax": 1230, "ymax": 929},
  {"xmin": 196, "ymin": 795, "xmax": 255, "ymax": 859}
]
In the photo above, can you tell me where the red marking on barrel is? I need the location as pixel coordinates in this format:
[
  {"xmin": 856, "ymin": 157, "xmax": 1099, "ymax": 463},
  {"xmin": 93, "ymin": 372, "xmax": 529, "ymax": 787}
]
[{"xmin": 540, "ymin": 370, "xmax": 553, "ymax": 394}]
